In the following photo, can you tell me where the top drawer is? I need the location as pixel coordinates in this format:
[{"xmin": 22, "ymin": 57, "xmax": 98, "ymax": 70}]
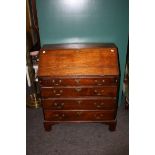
[{"xmin": 39, "ymin": 77, "xmax": 118, "ymax": 87}]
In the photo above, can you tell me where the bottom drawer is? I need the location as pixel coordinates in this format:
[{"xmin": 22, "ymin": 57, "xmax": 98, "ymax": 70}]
[{"xmin": 44, "ymin": 110, "xmax": 116, "ymax": 121}]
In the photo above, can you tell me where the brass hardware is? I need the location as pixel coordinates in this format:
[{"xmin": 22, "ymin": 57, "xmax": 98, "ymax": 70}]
[
  {"xmin": 100, "ymin": 114, "xmax": 104, "ymax": 117},
  {"xmin": 52, "ymin": 79, "xmax": 62, "ymax": 86},
  {"xmin": 54, "ymin": 114, "xmax": 59, "ymax": 117},
  {"xmin": 56, "ymin": 93, "xmax": 61, "ymax": 96},
  {"xmin": 53, "ymin": 102, "xmax": 64, "ymax": 109},
  {"xmin": 57, "ymin": 103, "xmax": 64, "ymax": 109},
  {"xmin": 94, "ymin": 90, "xmax": 103, "ymax": 96},
  {"xmin": 95, "ymin": 113, "xmax": 104, "ymax": 119},
  {"xmin": 75, "ymin": 79, "xmax": 80, "ymax": 84},
  {"xmin": 94, "ymin": 102, "xmax": 105, "ymax": 108},
  {"xmin": 55, "ymin": 79, "xmax": 62, "ymax": 85},
  {"xmin": 60, "ymin": 90, "xmax": 63, "ymax": 93},
  {"xmin": 43, "ymin": 50, "xmax": 46, "ymax": 54},
  {"xmin": 54, "ymin": 113, "xmax": 65, "ymax": 119},
  {"xmin": 94, "ymin": 80, "xmax": 98, "ymax": 83},
  {"xmin": 97, "ymin": 83, "xmax": 102, "ymax": 86},
  {"xmin": 76, "ymin": 111, "xmax": 82, "ymax": 117},
  {"xmin": 75, "ymin": 88, "xmax": 82, "ymax": 92},
  {"xmin": 101, "ymin": 102, "xmax": 104, "ymax": 105},
  {"xmin": 62, "ymin": 114, "xmax": 65, "ymax": 117},
  {"xmin": 96, "ymin": 116, "xmax": 100, "ymax": 119},
  {"xmin": 54, "ymin": 102, "xmax": 58, "ymax": 106},
  {"xmin": 95, "ymin": 114, "xmax": 101, "ymax": 119},
  {"xmin": 94, "ymin": 90, "xmax": 97, "ymax": 93},
  {"xmin": 110, "ymin": 49, "xmax": 115, "ymax": 52},
  {"xmin": 53, "ymin": 89, "xmax": 63, "ymax": 96},
  {"xmin": 77, "ymin": 100, "xmax": 82, "ymax": 105},
  {"xmin": 94, "ymin": 80, "xmax": 102, "ymax": 86},
  {"xmin": 94, "ymin": 102, "xmax": 100, "ymax": 108}
]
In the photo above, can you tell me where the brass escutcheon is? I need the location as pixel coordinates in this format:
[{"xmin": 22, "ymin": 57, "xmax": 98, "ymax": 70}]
[
  {"xmin": 76, "ymin": 111, "xmax": 82, "ymax": 117},
  {"xmin": 75, "ymin": 88, "xmax": 82, "ymax": 92},
  {"xmin": 75, "ymin": 79, "xmax": 80, "ymax": 84},
  {"xmin": 77, "ymin": 100, "xmax": 82, "ymax": 105}
]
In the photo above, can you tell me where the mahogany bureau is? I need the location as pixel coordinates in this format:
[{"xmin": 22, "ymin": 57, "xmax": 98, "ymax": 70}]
[{"xmin": 38, "ymin": 43, "xmax": 120, "ymax": 131}]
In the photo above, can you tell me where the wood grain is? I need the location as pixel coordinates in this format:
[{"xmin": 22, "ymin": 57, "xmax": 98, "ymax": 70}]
[
  {"xmin": 38, "ymin": 45, "xmax": 119, "ymax": 76},
  {"xmin": 42, "ymin": 98, "xmax": 116, "ymax": 110},
  {"xmin": 38, "ymin": 43, "xmax": 120, "ymax": 131}
]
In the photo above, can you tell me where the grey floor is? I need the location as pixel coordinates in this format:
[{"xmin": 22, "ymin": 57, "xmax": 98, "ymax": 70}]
[{"xmin": 26, "ymin": 105, "xmax": 129, "ymax": 155}]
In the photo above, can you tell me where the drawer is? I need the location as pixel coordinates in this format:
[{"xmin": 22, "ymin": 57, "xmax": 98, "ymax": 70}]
[
  {"xmin": 44, "ymin": 110, "xmax": 116, "ymax": 121},
  {"xmin": 42, "ymin": 98, "xmax": 116, "ymax": 110},
  {"xmin": 39, "ymin": 77, "xmax": 118, "ymax": 87},
  {"xmin": 41, "ymin": 86, "xmax": 118, "ymax": 98}
]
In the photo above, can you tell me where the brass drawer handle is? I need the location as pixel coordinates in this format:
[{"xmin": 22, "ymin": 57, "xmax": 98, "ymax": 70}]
[
  {"xmin": 53, "ymin": 90, "xmax": 63, "ymax": 96},
  {"xmin": 53, "ymin": 102, "xmax": 64, "ymax": 109},
  {"xmin": 77, "ymin": 100, "xmax": 82, "ymax": 105},
  {"xmin": 94, "ymin": 102, "xmax": 105, "ymax": 108},
  {"xmin": 94, "ymin": 80, "xmax": 102, "ymax": 86},
  {"xmin": 54, "ymin": 114, "xmax": 59, "ymax": 117},
  {"xmin": 94, "ymin": 89, "xmax": 97, "ymax": 93},
  {"xmin": 95, "ymin": 113, "xmax": 104, "ymax": 119},
  {"xmin": 100, "ymin": 102, "xmax": 104, "ymax": 106},
  {"xmin": 55, "ymin": 93, "xmax": 61, "ymax": 96},
  {"xmin": 52, "ymin": 79, "xmax": 62, "ymax": 86},
  {"xmin": 76, "ymin": 111, "xmax": 82, "ymax": 117},
  {"xmin": 75, "ymin": 88, "xmax": 82, "ymax": 92},
  {"xmin": 54, "ymin": 113, "xmax": 65, "ymax": 119},
  {"xmin": 75, "ymin": 79, "xmax": 80, "ymax": 84},
  {"xmin": 95, "ymin": 116, "xmax": 101, "ymax": 119},
  {"xmin": 53, "ymin": 102, "xmax": 58, "ymax": 106},
  {"xmin": 94, "ymin": 79, "xmax": 105, "ymax": 85},
  {"xmin": 94, "ymin": 90, "xmax": 104, "ymax": 96}
]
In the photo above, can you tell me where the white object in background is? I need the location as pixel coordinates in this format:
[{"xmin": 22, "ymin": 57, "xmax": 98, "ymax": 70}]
[
  {"xmin": 26, "ymin": 65, "xmax": 31, "ymax": 87},
  {"xmin": 33, "ymin": 64, "xmax": 38, "ymax": 78},
  {"xmin": 30, "ymin": 51, "xmax": 39, "ymax": 56}
]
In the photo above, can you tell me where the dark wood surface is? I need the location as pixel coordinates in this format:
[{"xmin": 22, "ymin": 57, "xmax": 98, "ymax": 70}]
[
  {"xmin": 42, "ymin": 98, "xmax": 116, "ymax": 110},
  {"xmin": 44, "ymin": 110, "xmax": 116, "ymax": 121},
  {"xmin": 39, "ymin": 76, "xmax": 118, "ymax": 87},
  {"xmin": 38, "ymin": 44, "xmax": 119, "ymax": 77},
  {"xmin": 40, "ymin": 86, "xmax": 118, "ymax": 98},
  {"xmin": 38, "ymin": 43, "xmax": 120, "ymax": 131}
]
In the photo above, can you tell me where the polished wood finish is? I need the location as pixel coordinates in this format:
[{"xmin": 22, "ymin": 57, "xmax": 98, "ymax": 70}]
[
  {"xmin": 42, "ymin": 98, "xmax": 116, "ymax": 110},
  {"xmin": 40, "ymin": 86, "xmax": 118, "ymax": 98},
  {"xmin": 38, "ymin": 43, "xmax": 120, "ymax": 131},
  {"xmin": 38, "ymin": 45, "xmax": 119, "ymax": 77},
  {"xmin": 39, "ymin": 76, "xmax": 118, "ymax": 86},
  {"xmin": 44, "ymin": 110, "xmax": 116, "ymax": 121}
]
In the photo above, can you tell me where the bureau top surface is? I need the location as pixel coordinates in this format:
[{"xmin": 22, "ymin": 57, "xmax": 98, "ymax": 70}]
[{"xmin": 38, "ymin": 43, "xmax": 119, "ymax": 77}]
